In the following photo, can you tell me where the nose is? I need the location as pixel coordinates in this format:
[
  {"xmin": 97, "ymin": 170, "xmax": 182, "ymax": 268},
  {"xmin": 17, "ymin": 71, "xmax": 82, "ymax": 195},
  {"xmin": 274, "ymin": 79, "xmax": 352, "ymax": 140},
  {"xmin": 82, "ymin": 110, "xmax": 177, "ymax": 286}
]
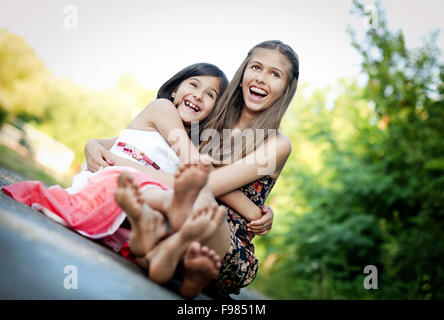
[
  {"xmin": 255, "ymin": 71, "xmax": 266, "ymax": 84},
  {"xmin": 193, "ymin": 89, "xmax": 203, "ymax": 101}
]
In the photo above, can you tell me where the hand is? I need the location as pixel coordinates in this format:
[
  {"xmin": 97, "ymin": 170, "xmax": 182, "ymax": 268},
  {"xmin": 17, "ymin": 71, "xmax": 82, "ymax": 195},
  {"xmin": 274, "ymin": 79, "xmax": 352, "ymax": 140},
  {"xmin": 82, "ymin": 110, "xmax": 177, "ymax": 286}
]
[
  {"xmin": 199, "ymin": 154, "xmax": 216, "ymax": 172},
  {"xmin": 246, "ymin": 205, "xmax": 274, "ymax": 236},
  {"xmin": 199, "ymin": 154, "xmax": 214, "ymax": 166},
  {"xmin": 84, "ymin": 140, "xmax": 115, "ymax": 172}
]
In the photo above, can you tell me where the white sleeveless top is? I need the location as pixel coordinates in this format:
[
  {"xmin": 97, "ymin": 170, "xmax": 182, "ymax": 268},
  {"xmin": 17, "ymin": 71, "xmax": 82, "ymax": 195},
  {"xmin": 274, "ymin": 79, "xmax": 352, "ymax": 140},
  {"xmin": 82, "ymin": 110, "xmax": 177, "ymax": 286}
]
[{"xmin": 110, "ymin": 129, "xmax": 181, "ymax": 174}]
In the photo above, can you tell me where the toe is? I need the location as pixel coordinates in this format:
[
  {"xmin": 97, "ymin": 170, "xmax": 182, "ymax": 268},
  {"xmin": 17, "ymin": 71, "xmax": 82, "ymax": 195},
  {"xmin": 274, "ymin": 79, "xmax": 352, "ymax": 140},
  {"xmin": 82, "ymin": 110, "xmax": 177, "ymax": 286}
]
[
  {"xmin": 195, "ymin": 207, "xmax": 206, "ymax": 218},
  {"xmin": 209, "ymin": 203, "xmax": 218, "ymax": 218},
  {"xmin": 216, "ymin": 206, "xmax": 226, "ymax": 222},
  {"xmin": 208, "ymin": 249, "xmax": 216, "ymax": 258},
  {"xmin": 187, "ymin": 241, "xmax": 201, "ymax": 258},
  {"xmin": 200, "ymin": 245, "xmax": 209, "ymax": 255},
  {"xmin": 118, "ymin": 171, "xmax": 133, "ymax": 186}
]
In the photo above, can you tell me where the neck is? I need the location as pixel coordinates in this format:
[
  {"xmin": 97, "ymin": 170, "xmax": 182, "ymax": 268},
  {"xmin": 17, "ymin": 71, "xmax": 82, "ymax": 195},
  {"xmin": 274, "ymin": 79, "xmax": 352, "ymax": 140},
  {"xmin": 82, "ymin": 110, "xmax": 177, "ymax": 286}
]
[
  {"xmin": 235, "ymin": 105, "xmax": 259, "ymax": 130},
  {"xmin": 184, "ymin": 124, "xmax": 191, "ymax": 136}
]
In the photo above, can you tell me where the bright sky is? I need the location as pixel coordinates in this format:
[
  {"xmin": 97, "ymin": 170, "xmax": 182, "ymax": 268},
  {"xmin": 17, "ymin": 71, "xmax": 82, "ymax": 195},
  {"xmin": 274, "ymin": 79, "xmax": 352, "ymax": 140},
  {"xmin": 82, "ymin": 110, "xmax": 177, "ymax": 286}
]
[{"xmin": 1, "ymin": 0, "xmax": 443, "ymax": 91}]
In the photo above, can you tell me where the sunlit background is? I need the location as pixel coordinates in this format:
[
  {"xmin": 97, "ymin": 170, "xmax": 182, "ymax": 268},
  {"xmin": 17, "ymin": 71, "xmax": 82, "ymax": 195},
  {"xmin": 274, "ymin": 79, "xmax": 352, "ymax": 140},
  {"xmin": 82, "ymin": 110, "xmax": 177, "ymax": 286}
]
[
  {"xmin": 1, "ymin": 0, "xmax": 443, "ymax": 299},
  {"xmin": 2, "ymin": 0, "xmax": 443, "ymax": 90}
]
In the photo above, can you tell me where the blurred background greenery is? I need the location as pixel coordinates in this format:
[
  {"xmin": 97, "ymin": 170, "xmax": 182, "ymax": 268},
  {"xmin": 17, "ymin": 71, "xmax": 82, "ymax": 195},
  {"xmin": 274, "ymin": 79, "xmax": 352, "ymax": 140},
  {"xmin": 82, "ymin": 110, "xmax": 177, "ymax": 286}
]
[{"xmin": 1, "ymin": 1, "xmax": 443, "ymax": 299}]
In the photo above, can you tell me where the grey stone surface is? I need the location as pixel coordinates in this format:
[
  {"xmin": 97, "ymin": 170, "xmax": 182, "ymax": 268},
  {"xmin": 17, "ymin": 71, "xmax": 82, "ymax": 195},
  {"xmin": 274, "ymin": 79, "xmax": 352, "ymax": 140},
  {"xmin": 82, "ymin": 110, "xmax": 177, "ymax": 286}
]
[{"xmin": 0, "ymin": 191, "xmax": 185, "ymax": 299}]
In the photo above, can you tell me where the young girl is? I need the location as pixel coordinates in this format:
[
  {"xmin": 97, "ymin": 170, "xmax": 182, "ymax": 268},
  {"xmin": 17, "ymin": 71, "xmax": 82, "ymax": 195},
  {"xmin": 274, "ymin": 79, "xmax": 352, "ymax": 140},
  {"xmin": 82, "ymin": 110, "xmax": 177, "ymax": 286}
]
[{"xmin": 87, "ymin": 40, "xmax": 299, "ymax": 297}]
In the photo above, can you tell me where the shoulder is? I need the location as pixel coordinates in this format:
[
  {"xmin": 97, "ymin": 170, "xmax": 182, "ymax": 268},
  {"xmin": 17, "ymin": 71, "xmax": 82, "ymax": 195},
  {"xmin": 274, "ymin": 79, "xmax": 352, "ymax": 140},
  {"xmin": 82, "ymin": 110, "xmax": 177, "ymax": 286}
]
[
  {"xmin": 145, "ymin": 98, "xmax": 176, "ymax": 112},
  {"xmin": 130, "ymin": 98, "xmax": 177, "ymax": 129},
  {"xmin": 266, "ymin": 133, "xmax": 292, "ymax": 178},
  {"xmin": 266, "ymin": 132, "xmax": 292, "ymax": 160},
  {"xmin": 276, "ymin": 133, "xmax": 292, "ymax": 152}
]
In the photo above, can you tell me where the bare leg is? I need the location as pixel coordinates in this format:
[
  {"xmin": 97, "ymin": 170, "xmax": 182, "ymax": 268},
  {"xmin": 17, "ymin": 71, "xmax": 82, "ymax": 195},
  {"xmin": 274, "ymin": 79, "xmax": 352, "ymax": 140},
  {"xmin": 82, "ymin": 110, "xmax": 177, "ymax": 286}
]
[
  {"xmin": 115, "ymin": 172, "xmax": 168, "ymax": 257},
  {"xmin": 189, "ymin": 180, "xmax": 232, "ymax": 258},
  {"xmin": 192, "ymin": 183, "xmax": 216, "ymax": 211},
  {"xmin": 179, "ymin": 242, "xmax": 222, "ymax": 299},
  {"xmin": 146, "ymin": 204, "xmax": 225, "ymax": 284}
]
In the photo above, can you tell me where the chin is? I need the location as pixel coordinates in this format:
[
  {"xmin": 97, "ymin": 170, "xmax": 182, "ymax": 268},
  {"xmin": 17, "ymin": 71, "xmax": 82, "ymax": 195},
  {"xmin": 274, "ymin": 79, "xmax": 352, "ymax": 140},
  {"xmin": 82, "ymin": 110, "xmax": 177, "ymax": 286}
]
[
  {"xmin": 181, "ymin": 117, "xmax": 193, "ymax": 124},
  {"xmin": 246, "ymin": 102, "xmax": 266, "ymax": 113}
]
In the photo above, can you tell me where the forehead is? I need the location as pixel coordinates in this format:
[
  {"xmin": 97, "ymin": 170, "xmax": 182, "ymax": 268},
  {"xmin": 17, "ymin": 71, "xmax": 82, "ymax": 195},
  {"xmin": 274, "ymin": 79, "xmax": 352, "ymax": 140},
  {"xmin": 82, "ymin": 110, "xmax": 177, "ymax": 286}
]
[
  {"xmin": 249, "ymin": 48, "xmax": 291, "ymax": 75},
  {"xmin": 184, "ymin": 75, "xmax": 221, "ymax": 90}
]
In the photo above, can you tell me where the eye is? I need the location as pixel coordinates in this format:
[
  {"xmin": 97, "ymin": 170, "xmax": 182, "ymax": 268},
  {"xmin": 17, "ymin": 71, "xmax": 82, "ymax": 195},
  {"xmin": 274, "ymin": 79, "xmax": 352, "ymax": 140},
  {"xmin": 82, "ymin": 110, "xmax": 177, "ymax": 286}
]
[
  {"xmin": 189, "ymin": 82, "xmax": 198, "ymax": 88},
  {"xmin": 272, "ymin": 71, "xmax": 280, "ymax": 78},
  {"xmin": 207, "ymin": 92, "xmax": 215, "ymax": 99},
  {"xmin": 251, "ymin": 65, "xmax": 261, "ymax": 71}
]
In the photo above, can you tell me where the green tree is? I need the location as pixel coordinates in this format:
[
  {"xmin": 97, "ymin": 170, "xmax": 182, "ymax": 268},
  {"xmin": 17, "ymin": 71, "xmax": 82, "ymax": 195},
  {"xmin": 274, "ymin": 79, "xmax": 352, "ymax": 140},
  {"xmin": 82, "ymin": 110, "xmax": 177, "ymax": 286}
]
[
  {"xmin": 349, "ymin": 0, "xmax": 444, "ymax": 299},
  {"xmin": 0, "ymin": 28, "xmax": 156, "ymax": 168},
  {"xmin": 0, "ymin": 29, "xmax": 53, "ymax": 125},
  {"xmin": 253, "ymin": 0, "xmax": 443, "ymax": 299}
]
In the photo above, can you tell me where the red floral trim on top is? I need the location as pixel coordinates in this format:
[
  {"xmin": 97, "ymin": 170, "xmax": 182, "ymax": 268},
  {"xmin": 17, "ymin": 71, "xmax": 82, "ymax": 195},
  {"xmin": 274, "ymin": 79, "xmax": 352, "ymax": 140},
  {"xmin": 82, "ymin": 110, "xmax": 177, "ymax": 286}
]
[{"xmin": 116, "ymin": 141, "xmax": 161, "ymax": 170}]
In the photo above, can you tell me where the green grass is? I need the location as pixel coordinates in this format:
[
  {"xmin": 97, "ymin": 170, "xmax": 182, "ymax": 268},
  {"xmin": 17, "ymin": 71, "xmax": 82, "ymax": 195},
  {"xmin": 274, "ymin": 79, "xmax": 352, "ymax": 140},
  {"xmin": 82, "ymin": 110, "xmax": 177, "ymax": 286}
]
[{"xmin": 0, "ymin": 144, "xmax": 68, "ymax": 187}]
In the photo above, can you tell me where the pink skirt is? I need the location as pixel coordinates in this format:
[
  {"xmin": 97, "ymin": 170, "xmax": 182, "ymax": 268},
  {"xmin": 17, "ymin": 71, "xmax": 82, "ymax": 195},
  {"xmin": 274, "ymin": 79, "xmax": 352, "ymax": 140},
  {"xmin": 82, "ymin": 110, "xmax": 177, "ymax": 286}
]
[{"xmin": 2, "ymin": 166, "xmax": 169, "ymax": 242}]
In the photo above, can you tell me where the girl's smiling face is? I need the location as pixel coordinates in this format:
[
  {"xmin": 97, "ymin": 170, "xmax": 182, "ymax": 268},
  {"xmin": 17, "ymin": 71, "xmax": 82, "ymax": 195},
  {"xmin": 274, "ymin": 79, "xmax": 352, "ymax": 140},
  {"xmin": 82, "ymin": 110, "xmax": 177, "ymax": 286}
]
[
  {"xmin": 172, "ymin": 75, "xmax": 221, "ymax": 124},
  {"xmin": 241, "ymin": 48, "xmax": 291, "ymax": 113}
]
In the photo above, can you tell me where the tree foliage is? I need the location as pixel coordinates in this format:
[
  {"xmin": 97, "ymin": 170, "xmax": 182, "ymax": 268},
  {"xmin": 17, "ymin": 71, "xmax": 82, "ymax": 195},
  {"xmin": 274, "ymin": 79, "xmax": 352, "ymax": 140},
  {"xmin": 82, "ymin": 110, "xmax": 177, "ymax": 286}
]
[
  {"xmin": 0, "ymin": 29, "xmax": 53, "ymax": 121},
  {"xmin": 0, "ymin": 29, "xmax": 156, "ymax": 169},
  {"xmin": 253, "ymin": 0, "xmax": 444, "ymax": 299}
]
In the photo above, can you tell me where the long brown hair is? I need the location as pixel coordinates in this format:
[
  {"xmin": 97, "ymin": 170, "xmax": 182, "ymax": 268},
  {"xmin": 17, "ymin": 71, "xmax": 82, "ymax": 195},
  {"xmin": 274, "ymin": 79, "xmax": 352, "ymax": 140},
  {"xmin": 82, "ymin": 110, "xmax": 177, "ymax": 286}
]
[{"xmin": 200, "ymin": 40, "xmax": 299, "ymax": 165}]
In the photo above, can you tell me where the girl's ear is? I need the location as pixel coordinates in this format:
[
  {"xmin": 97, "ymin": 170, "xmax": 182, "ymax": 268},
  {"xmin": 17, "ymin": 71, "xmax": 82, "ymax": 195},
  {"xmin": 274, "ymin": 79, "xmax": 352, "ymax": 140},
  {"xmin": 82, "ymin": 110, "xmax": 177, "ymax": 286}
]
[{"xmin": 171, "ymin": 91, "xmax": 176, "ymax": 99}]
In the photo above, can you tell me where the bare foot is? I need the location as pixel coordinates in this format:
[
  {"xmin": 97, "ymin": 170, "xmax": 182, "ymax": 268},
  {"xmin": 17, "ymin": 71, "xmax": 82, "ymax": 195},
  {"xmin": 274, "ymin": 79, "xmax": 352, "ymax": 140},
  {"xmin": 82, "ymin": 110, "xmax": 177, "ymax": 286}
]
[
  {"xmin": 115, "ymin": 171, "xmax": 168, "ymax": 257},
  {"xmin": 168, "ymin": 162, "xmax": 211, "ymax": 231},
  {"xmin": 181, "ymin": 203, "xmax": 227, "ymax": 243},
  {"xmin": 179, "ymin": 242, "xmax": 221, "ymax": 299},
  {"xmin": 146, "ymin": 204, "xmax": 225, "ymax": 284}
]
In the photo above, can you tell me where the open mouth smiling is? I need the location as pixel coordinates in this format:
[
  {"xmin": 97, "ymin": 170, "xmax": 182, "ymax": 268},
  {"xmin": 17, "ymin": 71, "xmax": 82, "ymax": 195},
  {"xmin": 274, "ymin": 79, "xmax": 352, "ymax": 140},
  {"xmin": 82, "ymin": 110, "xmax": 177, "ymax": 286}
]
[
  {"xmin": 184, "ymin": 99, "xmax": 201, "ymax": 112},
  {"xmin": 249, "ymin": 86, "xmax": 268, "ymax": 100}
]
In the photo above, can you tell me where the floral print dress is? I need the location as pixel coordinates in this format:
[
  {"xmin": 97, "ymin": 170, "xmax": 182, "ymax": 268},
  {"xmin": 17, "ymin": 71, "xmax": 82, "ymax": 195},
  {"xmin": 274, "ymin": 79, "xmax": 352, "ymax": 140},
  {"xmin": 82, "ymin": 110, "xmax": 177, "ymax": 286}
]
[{"xmin": 213, "ymin": 175, "xmax": 276, "ymax": 296}]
